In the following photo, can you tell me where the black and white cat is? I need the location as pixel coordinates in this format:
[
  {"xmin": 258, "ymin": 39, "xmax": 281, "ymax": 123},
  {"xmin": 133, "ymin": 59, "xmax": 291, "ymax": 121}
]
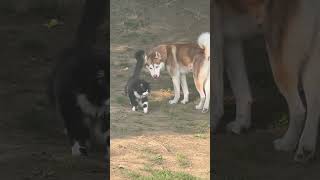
[
  {"xmin": 125, "ymin": 50, "xmax": 150, "ymax": 113},
  {"xmin": 48, "ymin": 0, "xmax": 109, "ymax": 156}
]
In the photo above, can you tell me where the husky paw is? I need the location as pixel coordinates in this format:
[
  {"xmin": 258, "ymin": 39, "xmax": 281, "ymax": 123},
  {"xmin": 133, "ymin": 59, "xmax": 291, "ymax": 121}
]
[
  {"xmin": 143, "ymin": 107, "xmax": 148, "ymax": 114},
  {"xmin": 169, "ymin": 99, "xmax": 178, "ymax": 104},
  {"xmin": 202, "ymin": 108, "xmax": 209, "ymax": 113},
  {"xmin": 132, "ymin": 106, "xmax": 137, "ymax": 111},
  {"xmin": 195, "ymin": 104, "xmax": 203, "ymax": 110},
  {"xmin": 226, "ymin": 121, "xmax": 242, "ymax": 135},
  {"xmin": 273, "ymin": 138, "xmax": 296, "ymax": 152},
  {"xmin": 295, "ymin": 147, "xmax": 315, "ymax": 163},
  {"xmin": 180, "ymin": 99, "xmax": 188, "ymax": 104},
  {"xmin": 72, "ymin": 141, "xmax": 87, "ymax": 156}
]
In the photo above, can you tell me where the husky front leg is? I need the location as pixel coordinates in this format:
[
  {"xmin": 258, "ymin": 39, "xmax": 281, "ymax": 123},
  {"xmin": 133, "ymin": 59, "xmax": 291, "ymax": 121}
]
[
  {"xmin": 225, "ymin": 40, "xmax": 252, "ymax": 134},
  {"xmin": 180, "ymin": 74, "xmax": 189, "ymax": 104},
  {"xmin": 169, "ymin": 75, "xmax": 181, "ymax": 104},
  {"xmin": 295, "ymin": 46, "xmax": 320, "ymax": 162}
]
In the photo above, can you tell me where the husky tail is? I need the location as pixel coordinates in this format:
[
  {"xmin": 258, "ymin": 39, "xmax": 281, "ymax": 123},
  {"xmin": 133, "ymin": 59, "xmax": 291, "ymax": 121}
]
[
  {"xmin": 197, "ymin": 32, "xmax": 210, "ymax": 60},
  {"xmin": 132, "ymin": 50, "xmax": 145, "ymax": 78}
]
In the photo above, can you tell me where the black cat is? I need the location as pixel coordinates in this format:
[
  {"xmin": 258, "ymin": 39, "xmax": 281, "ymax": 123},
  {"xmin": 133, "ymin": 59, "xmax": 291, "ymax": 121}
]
[
  {"xmin": 48, "ymin": 0, "xmax": 109, "ymax": 156},
  {"xmin": 125, "ymin": 50, "xmax": 150, "ymax": 113}
]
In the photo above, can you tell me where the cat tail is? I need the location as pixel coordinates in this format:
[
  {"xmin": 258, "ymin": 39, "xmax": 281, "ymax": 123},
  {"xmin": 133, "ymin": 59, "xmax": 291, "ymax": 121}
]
[
  {"xmin": 132, "ymin": 50, "xmax": 145, "ymax": 78},
  {"xmin": 73, "ymin": 0, "xmax": 107, "ymax": 51}
]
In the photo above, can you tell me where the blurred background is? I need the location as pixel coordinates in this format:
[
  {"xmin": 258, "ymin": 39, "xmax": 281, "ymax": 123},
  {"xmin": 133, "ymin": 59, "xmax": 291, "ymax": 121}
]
[{"xmin": 0, "ymin": 0, "xmax": 107, "ymax": 179}]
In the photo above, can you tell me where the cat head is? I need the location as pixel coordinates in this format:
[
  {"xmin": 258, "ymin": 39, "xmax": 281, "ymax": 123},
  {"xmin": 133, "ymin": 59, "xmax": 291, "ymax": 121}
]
[{"xmin": 135, "ymin": 80, "xmax": 150, "ymax": 97}]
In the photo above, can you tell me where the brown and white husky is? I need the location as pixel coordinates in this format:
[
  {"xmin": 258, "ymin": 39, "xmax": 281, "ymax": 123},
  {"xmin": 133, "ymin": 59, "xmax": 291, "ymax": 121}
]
[{"xmin": 144, "ymin": 33, "xmax": 210, "ymax": 112}]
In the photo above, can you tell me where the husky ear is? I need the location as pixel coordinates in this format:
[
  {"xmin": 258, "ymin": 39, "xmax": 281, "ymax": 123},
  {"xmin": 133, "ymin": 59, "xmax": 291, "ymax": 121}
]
[
  {"xmin": 144, "ymin": 54, "xmax": 147, "ymax": 63},
  {"xmin": 155, "ymin": 51, "xmax": 161, "ymax": 59},
  {"xmin": 153, "ymin": 45, "xmax": 167, "ymax": 60}
]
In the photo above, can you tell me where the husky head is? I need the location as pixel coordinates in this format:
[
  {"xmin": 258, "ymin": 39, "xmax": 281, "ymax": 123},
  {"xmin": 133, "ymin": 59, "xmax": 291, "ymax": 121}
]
[
  {"xmin": 244, "ymin": 0, "xmax": 269, "ymax": 25},
  {"xmin": 144, "ymin": 45, "xmax": 167, "ymax": 79}
]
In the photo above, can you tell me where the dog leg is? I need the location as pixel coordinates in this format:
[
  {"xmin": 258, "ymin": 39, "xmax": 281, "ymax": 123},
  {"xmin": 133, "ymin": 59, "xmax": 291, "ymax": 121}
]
[
  {"xmin": 180, "ymin": 74, "xmax": 189, "ymax": 104},
  {"xmin": 295, "ymin": 47, "xmax": 320, "ymax": 162},
  {"xmin": 194, "ymin": 76, "xmax": 205, "ymax": 110},
  {"xmin": 202, "ymin": 74, "xmax": 210, "ymax": 113},
  {"xmin": 169, "ymin": 75, "xmax": 181, "ymax": 104},
  {"xmin": 268, "ymin": 53, "xmax": 305, "ymax": 152},
  {"xmin": 225, "ymin": 40, "xmax": 252, "ymax": 134}
]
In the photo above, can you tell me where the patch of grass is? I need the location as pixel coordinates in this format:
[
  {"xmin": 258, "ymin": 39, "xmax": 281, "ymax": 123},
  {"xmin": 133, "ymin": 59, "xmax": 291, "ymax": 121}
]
[
  {"xmin": 120, "ymin": 32, "xmax": 157, "ymax": 44},
  {"xmin": 140, "ymin": 148, "xmax": 164, "ymax": 165},
  {"xmin": 121, "ymin": 168, "xmax": 200, "ymax": 180},
  {"xmin": 193, "ymin": 133, "xmax": 207, "ymax": 139},
  {"xmin": 142, "ymin": 170, "xmax": 200, "ymax": 180},
  {"xmin": 116, "ymin": 96, "xmax": 128, "ymax": 106},
  {"xmin": 274, "ymin": 113, "xmax": 289, "ymax": 128},
  {"xmin": 121, "ymin": 32, "xmax": 141, "ymax": 41},
  {"xmin": 124, "ymin": 19, "xmax": 141, "ymax": 30},
  {"xmin": 140, "ymin": 32, "xmax": 157, "ymax": 43},
  {"xmin": 176, "ymin": 153, "xmax": 191, "ymax": 168},
  {"xmin": 20, "ymin": 39, "xmax": 47, "ymax": 53},
  {"xmin": 120, "ymin": 168, "xmax": 142, "ymax": 179},
  {"xmin": 141, "ymin": 164, "xmax": 154, "ymax": 173},
  {"xmin": 150, "ymin": 154, "xmax": 164, "ymax": 165}
]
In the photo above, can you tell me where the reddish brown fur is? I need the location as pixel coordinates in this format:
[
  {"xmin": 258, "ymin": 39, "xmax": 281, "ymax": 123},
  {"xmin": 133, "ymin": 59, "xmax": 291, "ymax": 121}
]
[
  {"xmin": 265, "ymin": 0, "xmax": 299, "ymax": 62},
  {"xmin": 221, "ymin": 0, "xmax": 300, "ymax": 90},
  {"xmin": 193, "ymin": 53, "xmax": 206, "ymax": 79},
  {"xmin": 146, "ymin": 43, "xmax": 204, "ymax": 74}
]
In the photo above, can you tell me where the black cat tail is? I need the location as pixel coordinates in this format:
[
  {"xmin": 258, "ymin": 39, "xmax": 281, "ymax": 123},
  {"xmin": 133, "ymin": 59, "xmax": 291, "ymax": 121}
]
[
  {"xmin": 133, "ymin": 50, "xmax": 146, "ymax": 78},
  {"xmin": 73, "ymin": 0, "xmax": 107, "ymax": 51}
]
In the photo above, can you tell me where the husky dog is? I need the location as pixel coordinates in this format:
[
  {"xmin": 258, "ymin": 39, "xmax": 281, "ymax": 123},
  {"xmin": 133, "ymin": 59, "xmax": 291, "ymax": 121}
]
[
  {"xmin": 125, "ymin": 50, "xmax": 150, "ymax": 113},
  {"xmin": 144, "ymin": 33, "xmax": 210, "ymax": 112},
  {"xmin": 215, "ymin": 0, "xmax": 320, "ymax": 162},
  {"xmin": 48, "ymin": 0, "xmax": 108, "ymax": 156}
]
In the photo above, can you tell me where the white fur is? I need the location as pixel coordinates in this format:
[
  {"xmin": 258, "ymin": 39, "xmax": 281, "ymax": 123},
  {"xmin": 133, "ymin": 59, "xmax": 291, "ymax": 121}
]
[
  {"xmin": 195, "ymin": 32, "xmax": 211, "ymax": 112},
  {"xmin": 198, "ymin": 32, "xmax": 210, "ymax": 59},
  {"xmin": 143, "ymin": 102, "xmax": 148, "ymax": 113},
  {"xmin": 77, "ymin": 94, "xmax": 99, "ymax": 116},
  {"xmin": 198, "ymin": 32, "xmax": 210, "ymax": 49},
  {"xmin": 71, "ymin": 141, "xmax": 81, "ymax": 156}
]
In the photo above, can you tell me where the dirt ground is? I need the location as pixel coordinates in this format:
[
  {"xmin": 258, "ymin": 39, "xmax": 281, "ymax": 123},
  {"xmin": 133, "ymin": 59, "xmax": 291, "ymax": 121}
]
[
  {"xmin": 110, "ymin": 0, "xmax": 210, "ymax": 179},
  {"xmin": 0, "ymin": 5, "xmax": 106, "ymax": 180}
]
